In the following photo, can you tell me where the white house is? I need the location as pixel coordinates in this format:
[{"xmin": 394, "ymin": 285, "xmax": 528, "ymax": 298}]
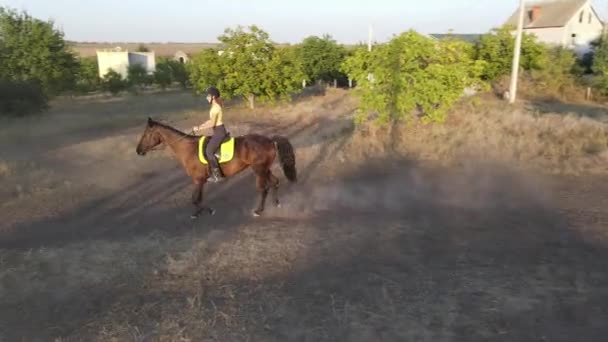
[
  {"xmin": 504, "ymin": 0, "xmax": 604, "ymax": 54},
  {"xmin": 96, "ymin": 48, "xmax": 156, "ymax": 79},
  {"xmin": 173, "ymin": 50, "xmax": 189, "ymax": 64}
]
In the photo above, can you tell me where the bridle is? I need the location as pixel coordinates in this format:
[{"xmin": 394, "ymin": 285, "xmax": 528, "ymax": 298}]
[{"xmin": 144, "ymin": 121, "xmax": 197, "ymax": 153}]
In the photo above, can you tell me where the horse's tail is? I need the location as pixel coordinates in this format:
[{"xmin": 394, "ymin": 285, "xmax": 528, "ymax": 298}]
[{"xmin": 272, "ymin": 136, "xmax": 297, "ymax": 183}]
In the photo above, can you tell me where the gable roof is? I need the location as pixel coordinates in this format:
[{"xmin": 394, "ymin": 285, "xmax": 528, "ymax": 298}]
[
  {"xmin": 504, "ymin": 0, "xmax": 589, "ymax": 29},
  {"xmin": 429, "ymin": 34, "xmax": 482, "ymax": 43}
]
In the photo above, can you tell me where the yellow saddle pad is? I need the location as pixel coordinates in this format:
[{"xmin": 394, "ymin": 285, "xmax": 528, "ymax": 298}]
[{"xmin": 198, "ymin": 136, "xmax": 235, "ymax": 164}]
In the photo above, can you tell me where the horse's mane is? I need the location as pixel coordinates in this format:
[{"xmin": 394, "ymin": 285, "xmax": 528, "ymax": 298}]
[{"xmin": 150, "ymin": 119, "xmax": 197, "ymax": 138}]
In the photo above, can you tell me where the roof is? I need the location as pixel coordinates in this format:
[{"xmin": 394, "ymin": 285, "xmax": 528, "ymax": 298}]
[
  {"xmin": 504, "ymin": 0, "xmax": 589, "ymax": 29},
  {"xmin": 429, "ymin": 34, "xmax": 482, "ymax": 43}
]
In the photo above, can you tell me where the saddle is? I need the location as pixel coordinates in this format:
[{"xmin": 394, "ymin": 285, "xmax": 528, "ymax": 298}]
[
  {"xmin": 201, "ymin": 132, "xmax": 232, "ymax": 157},
  {"xmin": 198, "ymin": 132, "xmax": 235, "ymax": 165}
]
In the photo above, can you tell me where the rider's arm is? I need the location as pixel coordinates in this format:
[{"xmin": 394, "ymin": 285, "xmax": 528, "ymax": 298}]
[{"xmin": 193, "ymin": 106, "xmax": 219, "ymax": 132}]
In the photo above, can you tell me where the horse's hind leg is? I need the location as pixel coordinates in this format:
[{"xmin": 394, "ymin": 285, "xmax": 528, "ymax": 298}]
[
  {"xmin": 191, "ymin": 179, "xmax": 214, "ymax": 219},
  {"xmin": 253, "ymin": 167, "xmax": 271, "ymax": 217},
  {"xmin": 269, "ymin": 172, "xmax": 280, "ymax": 208}
]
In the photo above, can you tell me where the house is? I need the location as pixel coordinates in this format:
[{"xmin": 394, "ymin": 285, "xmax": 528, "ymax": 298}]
[
  {"xmin": 504, "ymin": 0, "xmax": 604, "ymax": 54},
  {"xmin": 96, "ymin": 47, "xmax": 156, "ymax": 79},
  {"xmin": 173, "ymin": 50, "xmax": 189, "ymax": 64}
]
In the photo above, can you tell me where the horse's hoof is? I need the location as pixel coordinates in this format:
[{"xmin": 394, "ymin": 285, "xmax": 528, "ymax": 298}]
[
  {"xmin": 209, "ymin": 208, "xmax": 216, "ymax": 216},
  {"xmin": 190, "ymin": 214, "xmax": 199, "ymax": 220},
  {"xmin": 276, "ymin": 202, "xmax": 282, "ymax": 208},
  {"xmin": 252, "ymin": 210, "xmax": 262, "ymax": 217}
]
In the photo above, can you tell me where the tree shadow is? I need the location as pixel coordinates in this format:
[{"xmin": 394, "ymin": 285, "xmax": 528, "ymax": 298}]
[
  {"xmin": 203, "ymin": 161, "xmax": 608, "ymax": 341},
  {"xmin": 527, "ymin": 99, "xmax": 608, "ymax": 123}
]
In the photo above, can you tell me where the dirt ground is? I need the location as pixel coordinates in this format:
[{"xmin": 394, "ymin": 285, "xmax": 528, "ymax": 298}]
[{"xmin": 1, "ymin": 89, "xmax": 608, "ymax": 341}]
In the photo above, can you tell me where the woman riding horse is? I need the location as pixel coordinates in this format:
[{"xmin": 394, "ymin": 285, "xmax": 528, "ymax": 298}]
[{"xmin": 192, "ymin": 86, "xmax": 226, "ymax": 183}]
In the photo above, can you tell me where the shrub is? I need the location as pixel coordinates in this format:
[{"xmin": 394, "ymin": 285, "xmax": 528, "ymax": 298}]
[
  {"xmin": 342, "ymin": 30, "xmax": 486, "ymax": 124},
  {"xmin": 0, "ymin": 79, "xmax": 47, "ymax": 117},
  {"xmin": 101, "ymin": 69, "xmax": 128, "ymax": 95}
]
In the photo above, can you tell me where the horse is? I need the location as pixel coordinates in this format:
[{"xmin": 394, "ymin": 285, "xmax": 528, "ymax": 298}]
[{"xmin": 135, "ymin": 117, "xmax": 297, "ymax": 218}]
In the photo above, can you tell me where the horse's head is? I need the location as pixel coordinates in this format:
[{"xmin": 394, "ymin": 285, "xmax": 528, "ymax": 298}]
[{"xmin": 136, "ymin": 117, "xmax": 162, "ymax": 156}]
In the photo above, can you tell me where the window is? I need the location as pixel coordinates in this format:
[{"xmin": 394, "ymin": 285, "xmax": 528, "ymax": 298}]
[{"xmin": 579, "ymin": 10, "xmax": 584, "ymax": 23}]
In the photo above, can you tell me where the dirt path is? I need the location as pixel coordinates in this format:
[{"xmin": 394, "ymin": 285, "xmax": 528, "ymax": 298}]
[{"xmin": 1, "ymin": 90, "xmax": 608, "ymax": 341}]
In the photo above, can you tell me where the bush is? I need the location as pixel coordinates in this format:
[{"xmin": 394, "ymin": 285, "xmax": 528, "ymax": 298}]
[
  {"xmin": 75, "ymin": 57, "xmax": 101, "ymax": 93},
  {"xmin": 475, "ymin": 26, "xmax": 547, "ymax": 81},
  {"xmin": 342, "ymin": 30, "xmax": 486, "ymax": 124},
  {"xmin": 0, "ymin": 7, "xmax": 78, "ymax": 96},
  {"xmin": 101, "ymin": 69, "xmax": 128, "ymax": 95},
  {"xmin": 297, "ymin": 34, "xmax": 347, "ymax": 85},
  {"xmin": 154, "ymin": 60, "xmax": 173, "ymax": 89},
  {"xmin": 529, "ymin": 47, "xmax": 582, "ymax": 99},
  {"xmin": 189, "ymin": 25, "xmax": 305, "ymax": 109},
  {"xmin": 0, "ymin": 79, "xmax": 47, "ymax": 117},
  {"xmin": 127, "ymin": 64, "xmax": 151, "ymax": 92}
]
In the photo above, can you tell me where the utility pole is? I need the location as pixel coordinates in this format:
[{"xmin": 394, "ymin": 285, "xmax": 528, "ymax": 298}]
[
  {"xmin": 509, "ymin": 0, "xmax": 526, "ymax": 104},
  {"xmin": 367, "ymin": 23, "xmax": 374, "ymax": 83},
  {"xmin": 368, "ymin": 23, "xmax": 373, "ymax": 52}
]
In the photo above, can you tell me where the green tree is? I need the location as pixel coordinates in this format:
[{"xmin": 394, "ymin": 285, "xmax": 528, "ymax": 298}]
[
  {"xmin": 154, "ymin": 59, "xmax": 173, "ymax": 89},
  {"xmin": 297, "ymin": 34, "xmax": 347, "ymax": 84},
  {"xmin": 475, "ymin": 26, "xmax": 547, "ymax": 80},
  {"xmin": 168, "ymin": 60, "xmax": 189, "ymax": 88},
  {"xmin": 188, "ymin": 48, "xmax": 224, "ymax": 94},
  {"xmin": 101, "ymin": 69, "xmax": 127, "ymax": 95},
  {"xmin": 218, "ymin": 25, "xmax": 275, "ymax": 108},
  {"xmin": 127, "ymin": 64, "xmax": 151, "ymax": 92},
  {"xmin": 136, "ymin": 43, "xmax": 150, "ymax": 52},
  {"xmin": 0, "ymin": 7, "xmax": 78, "ymax": 96},
  {"xmin": 342, "ymin": 30, "xmax": 486, "ymax": 124},
  {"xmin": 592, "ymin": 33, "xmax": 608, "ymax": 75},
  {"xmin": 75, "ymin": 57, "xmax": 100, "ymax": 93},
  {"xmin": 189, "ymin": 25, "xmax": 305, "ymax": 109}
]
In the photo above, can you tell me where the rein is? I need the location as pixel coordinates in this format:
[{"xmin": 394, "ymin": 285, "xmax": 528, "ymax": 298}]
[{"xmin": 148, "ymin": 121, "xmax": 197, "ymax": 152}]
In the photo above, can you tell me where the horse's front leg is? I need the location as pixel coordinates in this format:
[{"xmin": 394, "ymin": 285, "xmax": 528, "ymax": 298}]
[{"xmin": 191, "ymin": 179, "xmax": 215, "ymax": 219}]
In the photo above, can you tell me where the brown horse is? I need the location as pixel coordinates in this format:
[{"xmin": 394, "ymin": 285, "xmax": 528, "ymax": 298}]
[{"xmin": 135, "ymin": 118, "xmax": 297, "ymax": 218}]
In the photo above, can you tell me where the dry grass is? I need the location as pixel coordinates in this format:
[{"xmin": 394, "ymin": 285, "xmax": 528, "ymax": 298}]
[
  {"xmin": 2, "ymin": 88, "xmax": 608, "ymax": 341},
  {"xmin": 346, "ymin": 94, "xmax": 608, "ymax": 176}
]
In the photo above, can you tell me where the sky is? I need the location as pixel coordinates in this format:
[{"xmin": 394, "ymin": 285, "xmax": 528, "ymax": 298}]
[{"xmin": 2, "ymin": 0, "xmax": 608, "ymax": 44}]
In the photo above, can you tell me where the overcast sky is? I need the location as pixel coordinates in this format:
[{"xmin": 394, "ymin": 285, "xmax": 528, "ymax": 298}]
[{"xmin": 3, "ymin": 0, "xmax": 608, "ymax": 44}]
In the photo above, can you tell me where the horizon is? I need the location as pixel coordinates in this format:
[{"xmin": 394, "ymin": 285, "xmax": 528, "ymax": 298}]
[{"xmin": 3, "ymin": 0, "xmax": 608, "ymax": 44}]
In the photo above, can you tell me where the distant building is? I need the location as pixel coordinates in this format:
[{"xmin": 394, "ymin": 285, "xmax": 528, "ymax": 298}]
[
  {"xmin": 504, "ymin": 0, "xmax": 604, "ymax": 54},
  {"xmin": 173, "ymin": 50, "xmax": 189, "ymax": 64},
  {"xmin": 96, "ymin": 47, "xmax": 156, "ymax": 78}
]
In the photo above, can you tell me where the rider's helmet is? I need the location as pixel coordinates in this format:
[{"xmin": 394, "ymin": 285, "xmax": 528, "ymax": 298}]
[{"xmin": 205, "ymin": 86, "xmax": 220, "ymax": 98}]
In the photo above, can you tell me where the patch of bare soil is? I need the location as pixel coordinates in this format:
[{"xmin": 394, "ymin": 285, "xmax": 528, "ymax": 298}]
[{"xmin": 1, "ymin": 89, "xmax": 608, "ymax": 341}]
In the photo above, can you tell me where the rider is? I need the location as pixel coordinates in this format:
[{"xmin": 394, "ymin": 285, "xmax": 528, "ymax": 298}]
[{"xmin": 192, "ymin": 86, "xmax": 227, "ymax": 183}]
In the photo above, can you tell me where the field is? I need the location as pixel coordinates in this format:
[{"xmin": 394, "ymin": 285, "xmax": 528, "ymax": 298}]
[
  {"xmin": 1, "ymin": 89, "xmax": 608, "ymax": 341},
  {"xmin": 69, "ymin": 42, "xmax": 220, "ymax": 58}
]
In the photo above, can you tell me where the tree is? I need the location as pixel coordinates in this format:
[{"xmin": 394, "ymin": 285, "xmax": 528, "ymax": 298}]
[
  {"xmin": 169, "ymin": 60, "xmax": 189, "ymax": 88},
  {"xmin": 75, "ymin": 57, "xmax": 100, "ymax": 93},
  {"xmin": 342, "ymin": 30, "xmax": 486, "ymax": 124},
  {"xmin": 136, "ymin": 43, "xmax": 150, "ymax": 52},
  {"xmin": 101, "ymin": 69, "xmax": 127, "ymax": 95},
  {"xmin": 189, "ymin": 25, "xmax": 305, "ymax": 109},
  {"xmin": 592, "ymin": 33, "xmax": 608, "ymax": 75},
  {"xmin": 188, "ymin": 48, "xmax": 224, "ymax": 94},
  {"xmin": 297, "ymin": 34, "xmax": 347, "ymax": 84},
  {"xmin": 0, "ymin": 7, "xmax": 78, "ymax": 96},
  {"xmin": 154, "ymin": 59, "xmax": 173, "ymax": 89},
  {"xmin": 127, "ymin": 64, "xmax": 151, "ymax": 92},
  {"xmin": 475, "ymin": 26, "xmax": 546, "ymax": 80},
  {"xmin": 218, "ymin": 25, "xmax": 275, "ymax": 108}
]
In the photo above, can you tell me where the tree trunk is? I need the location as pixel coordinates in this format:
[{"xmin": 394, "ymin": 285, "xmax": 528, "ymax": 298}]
[{"xmin": 247, "ymin": 94, "xmax": 255, "ymax": 109}]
